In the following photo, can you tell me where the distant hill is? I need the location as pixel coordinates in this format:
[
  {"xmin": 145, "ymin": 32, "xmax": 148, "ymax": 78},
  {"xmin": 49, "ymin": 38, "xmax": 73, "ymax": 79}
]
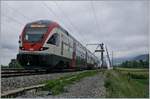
[
  {"xmin": 132, "ymin": 54, "xmax": 149, "ymax": 61},
  {"xmin": 114, "ymin": 54, "xmax": 149, "ymax": 65}
]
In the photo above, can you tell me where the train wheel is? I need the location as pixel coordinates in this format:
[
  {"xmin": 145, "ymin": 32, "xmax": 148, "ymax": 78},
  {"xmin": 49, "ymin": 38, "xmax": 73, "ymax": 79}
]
[{"xmin": 55, "ymin": 61, "xmax": 65, "ymax": 69}]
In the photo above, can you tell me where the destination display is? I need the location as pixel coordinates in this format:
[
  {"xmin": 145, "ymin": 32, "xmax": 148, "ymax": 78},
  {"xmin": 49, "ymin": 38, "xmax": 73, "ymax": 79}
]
[{"xmin": 30, "ymin": 24, "xmax": 46, "ymax": 28}]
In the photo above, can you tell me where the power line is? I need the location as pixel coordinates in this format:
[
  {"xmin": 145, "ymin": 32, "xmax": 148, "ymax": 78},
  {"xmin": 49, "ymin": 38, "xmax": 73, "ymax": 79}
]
[
  {"xmin": 2, "ymin": 4, "xmax": 24, "ymax": 25},
  {"xmin": 54, "ymin": 1, "xmax": 76, "ymax": 31},
  {"xmin": 4, "ymin": 3, "xmax": 33, "ymax": 21},
  {"xmin": 42, "ymin": 1, "xmax": 73, "ymax": 33},
  {"xmin": 2, "ymin": 14, "xmax": 23, "ymax": 25},
  {"xmin": 54, "ymin": 1, "xmax": 87, "ymax": 43},
  {"xmin": 91, "ymin": 0, "xmax": 101, "ymax": 34},
  {"xmin": 2, "ymin": 29, "xmax": 20, "ymax": 36},
  {"xmin": 42, "ymin": 2, "xmax": 62, "ymax": 21},
  {"xmin": 1, "ymin": 5, "xmax": 25, "ymax": 40},
  {"xmin": 1, "ymin": 22, "xmax": 20, "ymax": 32}
]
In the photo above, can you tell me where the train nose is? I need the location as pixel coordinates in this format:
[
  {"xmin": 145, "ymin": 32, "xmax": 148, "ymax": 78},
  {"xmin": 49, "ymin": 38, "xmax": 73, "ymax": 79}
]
[
  {"xmin": 23, "ymin": 43, "xmax": 43, "ymax": 51},
  {"xmin": 29, "ymin": 48, "xmax": 34, "ymax": 51}
]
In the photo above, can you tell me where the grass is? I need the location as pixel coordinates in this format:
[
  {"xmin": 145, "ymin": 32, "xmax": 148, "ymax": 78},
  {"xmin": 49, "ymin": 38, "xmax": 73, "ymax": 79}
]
[
  {"xmin": 104, "ymin": 68, "xmax": 149, "ymax": 98},
  {"xmin": 115, "ymin": 67, "xmax": 149, "ymax": 72},
  {"xmin": 43, "ymin": 70, "xmax": 100, "ymax": 95}
]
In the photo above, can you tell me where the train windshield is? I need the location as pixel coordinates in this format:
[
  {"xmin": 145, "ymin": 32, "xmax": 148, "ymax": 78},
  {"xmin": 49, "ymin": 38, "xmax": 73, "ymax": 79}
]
[{"xmin": 24, "ymin": 27, "xmax": 48, "ymax": 42}]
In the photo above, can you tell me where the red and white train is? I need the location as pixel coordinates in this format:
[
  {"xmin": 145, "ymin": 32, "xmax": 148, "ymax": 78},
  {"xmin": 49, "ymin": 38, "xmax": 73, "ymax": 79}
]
[{"xmin": 17, "ymin": 20, "xmax": 99, "ymax": 70}]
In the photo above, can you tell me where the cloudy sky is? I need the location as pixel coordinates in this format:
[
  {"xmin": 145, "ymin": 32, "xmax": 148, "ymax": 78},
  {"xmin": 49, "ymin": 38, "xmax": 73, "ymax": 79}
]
[{"xmin": 0, "ymin": 0, "xmax": 149, "ymax": 65}]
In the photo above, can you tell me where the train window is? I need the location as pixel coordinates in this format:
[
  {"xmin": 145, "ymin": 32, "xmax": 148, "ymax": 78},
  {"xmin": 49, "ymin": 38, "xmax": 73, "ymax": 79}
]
[
  {"xmin": 68, "ymin": 44, "xmax": 70, "ymax": 51},
  {"xmin": 24, "ymin": 27, "xmax": 47, "ymax": 42},
  {"xmin": 47, "ymin": 33, "xmax": 60, "ymax": 46}
]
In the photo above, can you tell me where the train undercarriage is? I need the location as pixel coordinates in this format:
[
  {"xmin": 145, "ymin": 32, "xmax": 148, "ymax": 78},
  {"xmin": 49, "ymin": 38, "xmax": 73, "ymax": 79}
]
[
  {"xmin": 17, "ymin": 53, "xmax": 71, "ymax": 70},
  {"xmin": 17, "ymin": 53, "xmax": 96, "ymax": 70}
]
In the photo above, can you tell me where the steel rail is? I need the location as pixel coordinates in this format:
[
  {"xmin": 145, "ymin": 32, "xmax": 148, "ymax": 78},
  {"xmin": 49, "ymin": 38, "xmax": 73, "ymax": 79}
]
[
  {"xmin": 1, "ymin": 84, "xmax": 45, "ymax": 98},
  {"xmin": 1, "ymin": 68, "xmax": 76, "ymax": 78}
]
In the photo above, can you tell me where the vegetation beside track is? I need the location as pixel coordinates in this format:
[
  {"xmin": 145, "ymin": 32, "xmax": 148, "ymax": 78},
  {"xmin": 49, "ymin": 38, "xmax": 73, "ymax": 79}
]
[
  {"xmin": 43, "ymin": 70, "xmax": 102, "ymax": 95},
  {"xmin": 104, "ymin": 67, "xmax": 149, "ymax": 98},
  {"xmin": 119, "ymin": 59, "xmax": 149, "ymax": 68}
]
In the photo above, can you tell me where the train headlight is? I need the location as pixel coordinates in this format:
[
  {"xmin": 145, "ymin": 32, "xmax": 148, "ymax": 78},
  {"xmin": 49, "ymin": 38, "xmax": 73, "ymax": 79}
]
[
  {"xmin": 19, "ymin": 47, "xmax": 25, "ymax": 50},
  {"xmin": 39, "ymin": 47, "xmax": 49, "ymax": 51},
  {"xmin": 40, "ymin": 47, "xmax": 43, "ymax": 51}
]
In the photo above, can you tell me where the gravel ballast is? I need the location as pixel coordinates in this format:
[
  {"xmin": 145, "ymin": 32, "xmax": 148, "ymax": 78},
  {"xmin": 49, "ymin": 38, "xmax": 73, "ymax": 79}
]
[
  {"xmin": 19, "ymin": 72, "xmax": 106, "ymax": 98},
  {"xmin": 1, "ymin": 71, "xmax": 82, "ymax": 94}
]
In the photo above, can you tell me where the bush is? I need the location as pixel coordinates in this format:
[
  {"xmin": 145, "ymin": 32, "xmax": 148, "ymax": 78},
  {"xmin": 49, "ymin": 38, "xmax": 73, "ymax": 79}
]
[
  {"xmin": 129, "ymin": 73, "xmax": 148, "ymax": 79},
  {"xmin": 120, "ymin": 60, "xmax": 149, "ymax": 68},
  {"xmin": 104, "ymin": 80, "xmax": 111, "ymax": 88}
]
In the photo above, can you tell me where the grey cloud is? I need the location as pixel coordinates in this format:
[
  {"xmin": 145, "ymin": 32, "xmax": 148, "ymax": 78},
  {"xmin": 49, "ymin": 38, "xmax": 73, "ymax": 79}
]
[
  {"xmin": 1, "ymin": 43, "xmax": 18, "ymax": 51},
  {"xmin": 0, "ymin": 0, "xmax": 149, "ymax": 65}
]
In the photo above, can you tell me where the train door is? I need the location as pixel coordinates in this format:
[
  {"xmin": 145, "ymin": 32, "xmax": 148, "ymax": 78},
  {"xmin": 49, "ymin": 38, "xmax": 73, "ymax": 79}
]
[
  {"xmin": 61, "ymin": 41, "xmax": 64, "ymax": 56},
  {"xmin": 54, "ymin": 33, "xmax": 61, "ymax": 56},
  {"xmin": 71, "ymin": 41, "xmax": 76, "ymax": 68}
]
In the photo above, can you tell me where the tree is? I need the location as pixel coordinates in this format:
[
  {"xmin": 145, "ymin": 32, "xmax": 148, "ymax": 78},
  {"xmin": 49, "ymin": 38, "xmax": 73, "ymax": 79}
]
[
  {"xmin": 119, "ymin": 60, "xmax": 149, "ymax": 68},
  {"xmin": 9, "ymin": 59, "xmax": 23, "ymax": 68}
]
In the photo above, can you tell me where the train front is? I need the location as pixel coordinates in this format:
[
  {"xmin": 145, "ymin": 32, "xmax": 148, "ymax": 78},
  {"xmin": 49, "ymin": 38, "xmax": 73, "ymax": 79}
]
[{"xmin": 17, "ymin": 20, "xmax": 57, "ymax": 69}]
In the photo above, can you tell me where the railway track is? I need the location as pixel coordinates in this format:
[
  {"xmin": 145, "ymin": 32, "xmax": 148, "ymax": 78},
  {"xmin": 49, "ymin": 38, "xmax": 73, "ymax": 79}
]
[
  {"xmin": 1, "ymin": 69, "xmax": 82, "ymax": 98},
  {"xmin": 1, "ymin": 68, "xmax": 77, "ymax": 78},
  {"xmin": 1, "ymin": 84, "xmax": 45, "ymax": 98},
  {"xmin": 1, "ymin": 68, "xmax": 47, "ymax": 78}
]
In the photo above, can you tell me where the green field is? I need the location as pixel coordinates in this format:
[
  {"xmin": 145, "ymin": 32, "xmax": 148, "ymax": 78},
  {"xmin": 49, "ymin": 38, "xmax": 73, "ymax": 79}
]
[{"xmin": 104, "ymin": 67, "xmax": 149, "ymax": 98}]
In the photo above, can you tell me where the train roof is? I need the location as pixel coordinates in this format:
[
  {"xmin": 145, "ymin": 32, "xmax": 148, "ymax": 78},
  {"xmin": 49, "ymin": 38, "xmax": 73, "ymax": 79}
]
[{"xmin": 26, "ymin": 20, "xmax": 56, "ymax": 27}]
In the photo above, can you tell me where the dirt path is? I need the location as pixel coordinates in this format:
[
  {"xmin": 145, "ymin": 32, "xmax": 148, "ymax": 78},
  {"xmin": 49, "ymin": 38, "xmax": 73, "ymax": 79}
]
[{"xmin": 46, "ymin": 72, "xmax": 106, "ymax": 98}]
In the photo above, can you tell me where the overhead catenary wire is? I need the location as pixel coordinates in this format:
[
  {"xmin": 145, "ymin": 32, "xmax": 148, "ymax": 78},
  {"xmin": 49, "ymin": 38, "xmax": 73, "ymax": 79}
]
[
  {"xmin": 2, "ymin": 4, "xmax": 26, "ymax": 25},
  {"xmin": 2, "ymin": 14, "xmax": 26, "ymax": 36},
  {"xmin": 1, "ymin": 3, "xmax": 27, "ymax": 46},
  {"xmin": 54, "ymin": 1, "xmax": 78, "ymax": 31},
  {"xmin": 2, "ymin": 15, "xmax": 21, "ymax": 31},
  {"xmin": 42, "ymin": 1, "xmax": 75, "ymax": 35},
  {"xmin": 53, "ymin": 1, "xmax": 87, "ymax": 44},
  {"xmin": 89, "ymin": 0, "xmax": 104, "ymax": 57},
  {"xmin": 1, "ymin": 5, "xmax": 32, "ymax": 40},
  {"xmin": 2, "ymin": 14, "xmax": 23, "ymax": 25},
  {"xmin": 4, "ymin": 3, "xmax": 33, "ymax": 21},
  {"xmin": 91, "ymin": 0, "xmax": 101, "ymax": 35},
  {"xmin": 42, "ymin": 2, "xmax": 65, "ymax": 24},
  {"xmin": 1, "ymin": 22, "xmax": 21, "ymax": 33}
]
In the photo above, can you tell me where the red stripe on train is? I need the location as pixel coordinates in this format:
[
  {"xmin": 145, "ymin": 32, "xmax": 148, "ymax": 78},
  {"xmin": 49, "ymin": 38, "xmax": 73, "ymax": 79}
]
[{"xmin": 21, "ymin": 22, "xmax": 59, "ymax": 51}]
